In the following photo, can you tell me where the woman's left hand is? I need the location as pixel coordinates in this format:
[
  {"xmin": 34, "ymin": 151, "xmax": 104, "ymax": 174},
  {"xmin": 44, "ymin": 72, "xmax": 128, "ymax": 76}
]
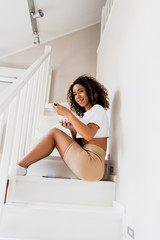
[
  {"xmin": 59, "ymin": 120, "xmax": 72, "ymax": 129},
  {"xmin": 53, "ymin": 103, "xmax": 70, "ymax": 117}
]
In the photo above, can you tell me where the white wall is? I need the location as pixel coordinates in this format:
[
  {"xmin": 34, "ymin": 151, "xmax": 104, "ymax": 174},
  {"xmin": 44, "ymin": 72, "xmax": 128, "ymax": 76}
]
[
  {"xmin": 0, "ymin": 82, "xmax": 10, "ymax": 94},
  {"xmin": 97, "ymin": 0, "xmax": 160, "ymax": 239}
]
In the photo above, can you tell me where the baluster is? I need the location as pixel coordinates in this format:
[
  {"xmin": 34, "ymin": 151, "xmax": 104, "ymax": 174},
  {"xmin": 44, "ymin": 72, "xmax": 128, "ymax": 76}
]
[
  {"xmin": 30, "ymin": 69, "xmax": 41, "ymax": 139},
  {"xmin": 44, "ymin": 56, "xmax": 51, "ymax": 104},
  {"xmin": 8, "ymin": 85, "xmax": 28, "ymax": 180},
  {"xmin": 44, "ymin": 45, "xmax": 52, "ymax": 105},
  {"xmin": 0, "ymin": 111, "xmax": 7, "ymax": 153},
  {"xmin": 0, "ymin": 96, "xmax": 19, "ymax": 204},
  {"xmin": 42, "ymin": 57, "xmax": 50, "ymax": 107},
  {"xmin": 38, "ymin": 61, "xmax": 46, "ymax": 116},
  {"xmin": 35, "ymin": 65, "xmax": 44, "ymax": 127},
  {"xmin": 45, "ymin": 66, "xmax": 52, "ymax": 104},
  {"xmin": 0, "ymin": 113, "xmax": 4, "ymax": 148},
  {"xmin": 25, "ymin": 74, "xmax": 38, "ymax": 153}
]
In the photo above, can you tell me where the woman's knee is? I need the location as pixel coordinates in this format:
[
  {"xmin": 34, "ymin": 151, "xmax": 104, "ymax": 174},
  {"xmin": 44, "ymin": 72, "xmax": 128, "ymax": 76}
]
[
  {"xmin": 48, "ymin": 128, "xmax": 69, "ymax": 141},
  {"xmin": 48, "ymin": 127, "xmax": 62, "ymax": 136}
]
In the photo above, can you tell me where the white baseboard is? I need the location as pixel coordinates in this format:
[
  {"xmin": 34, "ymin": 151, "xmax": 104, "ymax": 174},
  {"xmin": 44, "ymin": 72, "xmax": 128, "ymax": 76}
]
[{"xmin": 113, "ymin": 201, "xmax": 127, "ymax": 240}]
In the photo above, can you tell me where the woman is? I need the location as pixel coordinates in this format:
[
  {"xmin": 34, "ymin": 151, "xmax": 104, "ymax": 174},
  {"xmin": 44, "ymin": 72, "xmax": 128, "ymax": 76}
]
[{"xmin": 17, "ymin": 75, "xmax": 110, "ymax": 181}]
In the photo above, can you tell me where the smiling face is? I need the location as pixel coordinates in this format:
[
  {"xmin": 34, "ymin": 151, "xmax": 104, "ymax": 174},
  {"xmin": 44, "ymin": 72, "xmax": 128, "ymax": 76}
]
[{"xmin": 72, "ymin": 84, "xmax": 92, "ymax": 111}]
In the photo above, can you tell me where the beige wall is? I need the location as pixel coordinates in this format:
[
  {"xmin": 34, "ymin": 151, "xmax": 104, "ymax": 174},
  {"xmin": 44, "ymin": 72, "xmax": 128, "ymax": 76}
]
[
  {"xmin": 0, "ymin": 24, "xmax": 100, "ymax": 102},
  {"xmin": 97, "ymin": 0, "xmax": 160, "ymax": 239}
]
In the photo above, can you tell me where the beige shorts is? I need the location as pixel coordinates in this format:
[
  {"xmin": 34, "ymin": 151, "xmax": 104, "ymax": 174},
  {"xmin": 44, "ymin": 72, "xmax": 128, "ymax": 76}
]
[{"xmin": 63, "ymin": 142, "xmax": 106, "ymax": 181}]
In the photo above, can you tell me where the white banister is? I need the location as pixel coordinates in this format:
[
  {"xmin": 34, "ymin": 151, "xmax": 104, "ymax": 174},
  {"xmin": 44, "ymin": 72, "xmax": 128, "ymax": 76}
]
[{"xmin": 0, "ymin": 45, "xmax": 52, "ymax": 206}]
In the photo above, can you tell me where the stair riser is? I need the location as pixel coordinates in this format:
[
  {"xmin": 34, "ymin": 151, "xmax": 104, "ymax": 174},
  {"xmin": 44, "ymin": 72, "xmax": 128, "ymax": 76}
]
[
  {"xmin": 0, "ymin": 205, "xmax": 122, "ymax": 240},
  {"xmin": 7, "ymin": 177, "xmax": 115, "ymax": 207}
]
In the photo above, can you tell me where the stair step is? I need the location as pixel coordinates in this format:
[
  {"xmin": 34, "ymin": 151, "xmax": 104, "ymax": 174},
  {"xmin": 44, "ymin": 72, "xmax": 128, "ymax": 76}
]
[
  {"xmin": 27, "ymin": 156, "xmax": 79, "ymax": 179},
  {"xmin": 0, "ymin": 203, "xmax": 122, "ymax": 240},
  {"xmin": 7, "ymin": 177, "xmax": 115, "ymax": 207},
  {"xmin": 26, "ymin": 155, "xmax": 109, "ymax": 181}
]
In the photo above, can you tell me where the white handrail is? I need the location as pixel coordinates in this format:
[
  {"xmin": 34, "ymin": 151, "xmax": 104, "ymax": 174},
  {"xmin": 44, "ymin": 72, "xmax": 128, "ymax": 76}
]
[
  {"xmin": 0, "ymin": 45, "xmax": 52, "ymax": 205},
  {"xmin": 0, "ymin": 49, "xmax": 50, "ymax": 113}
]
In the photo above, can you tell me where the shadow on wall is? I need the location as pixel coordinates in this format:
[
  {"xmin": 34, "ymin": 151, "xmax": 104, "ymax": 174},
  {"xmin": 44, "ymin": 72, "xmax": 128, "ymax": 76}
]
[{"xmin": 109, "ymin": 90, "xmax": 124, "ymax": 177}]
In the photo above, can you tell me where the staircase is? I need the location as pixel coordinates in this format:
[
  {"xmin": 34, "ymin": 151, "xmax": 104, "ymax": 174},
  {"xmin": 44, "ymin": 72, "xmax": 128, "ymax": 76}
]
[{"xmin": 0, "ymin": 46, "xmax": 123, "ymax": 240}]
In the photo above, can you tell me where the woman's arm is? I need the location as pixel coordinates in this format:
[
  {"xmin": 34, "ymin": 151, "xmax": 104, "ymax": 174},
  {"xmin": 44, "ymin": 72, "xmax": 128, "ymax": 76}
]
[
  {"xmin": 59, "ymin": 120, "xmax": 77, "ymax": 140},
  {"xmin": 54, "ymin": 104, "xmax": 99, "ymax": 141},
  {"xmin": 68, "ymin": 112, "xmax": 99, "ymax": 141}
]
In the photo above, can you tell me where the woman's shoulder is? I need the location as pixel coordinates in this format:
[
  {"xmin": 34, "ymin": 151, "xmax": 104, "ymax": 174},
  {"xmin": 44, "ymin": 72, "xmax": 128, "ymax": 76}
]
[
  {"xmin": 91, "ymin": 104, "xmax": 106, "ymax": 112},
  {"xmin": 84, "ymin": 104, "xmax": 106, "ymax": 118}
]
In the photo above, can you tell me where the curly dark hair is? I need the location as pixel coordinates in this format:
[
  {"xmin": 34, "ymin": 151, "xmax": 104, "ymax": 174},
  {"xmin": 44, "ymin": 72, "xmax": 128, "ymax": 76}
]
[{"xmin": 67, "ymin": 75, "xmax": 110, "ymax": 117}]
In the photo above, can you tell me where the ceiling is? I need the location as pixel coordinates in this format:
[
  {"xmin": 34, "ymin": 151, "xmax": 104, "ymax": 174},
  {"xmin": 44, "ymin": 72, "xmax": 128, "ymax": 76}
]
[{"xmin": 0, "ymin": 0, "xmax": 106, "ymax": 60}]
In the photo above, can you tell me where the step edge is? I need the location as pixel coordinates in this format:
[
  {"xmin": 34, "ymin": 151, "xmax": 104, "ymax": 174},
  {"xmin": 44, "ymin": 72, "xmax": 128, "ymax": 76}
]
[
  {"xmin": 4, "ymin": 202, "xmax": 122, "ymax": 216},
  {"xmin": 15, "ymin": 176, "xmax": 116, "ymax": 185}
]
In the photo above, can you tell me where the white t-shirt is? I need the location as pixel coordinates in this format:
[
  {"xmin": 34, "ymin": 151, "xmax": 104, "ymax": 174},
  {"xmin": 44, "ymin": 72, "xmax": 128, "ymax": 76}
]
[{"xmin": 76, "ymin": 104, "xmax": 110, "ymax": 138}]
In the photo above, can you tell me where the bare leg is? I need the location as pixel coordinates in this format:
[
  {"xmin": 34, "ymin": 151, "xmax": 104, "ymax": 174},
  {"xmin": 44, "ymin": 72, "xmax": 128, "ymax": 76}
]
[{"xmin": 18, "ymin": 128, "xmax": 74, "ymax": 168}]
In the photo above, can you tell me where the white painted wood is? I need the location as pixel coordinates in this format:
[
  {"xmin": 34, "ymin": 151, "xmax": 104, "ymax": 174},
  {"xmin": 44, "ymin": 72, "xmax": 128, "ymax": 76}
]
[
  {"xmin": 0, "ymin": 109, "xmax": 9, "ymax": 162},
  {"xmin": 39, "ymin": 58, "xmax": 50, "ymax": 115},
  {"xmin": 33, "ymin": 69, "xmax": 42, "ymax": 131},
  {"xmin": 25, "ymin": 154, "xmax": 110, "ymax": 181},
  {"xmin": 0, "ymin": 112, "xmax": 5, "ymax": 149},
  {"xmin": 0, "ymin": 96, "xmax": 19, "ymax": 204},
  {"xmin": 0, "ymin": 49, "xmax": 51, "ymax": 113},
  {"xmin": 0, "ymin": 46, "xmax": 51, "ymax": 208},
  {"xmin": 45, "ymin": 67, "xmax": 52, "ymax": 104},
  {"xmin": 26, "ymin": 74, "xmax": 39, "ymax": 146},
  {"xmin": 25, "ymin": 75, "xmax": 38, "ymax": 152},
  {"xmin": 27, "ymin": 156, "xmax": 78, "ymax": 179},
  {"xmin": 18, "ymin": 80, "xmax": 33, "ymax": 158},
  {"xmin": 7, "ymin": 177, "xmax": 115, "ymax": 207},
  {"xmin": 0, "ymin": 203, "xmax": 122, "ymax": 240},
  {"xmin": 35, "ymin": 67, "xmax": 44, "ymax": 120},
  {"xmin": 10, "ymin": 86, "xmax": 27, "ymax": 160},
  {"xmin": 8, "ymin": 87, "xmax": 28, "ymax": 200}
]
